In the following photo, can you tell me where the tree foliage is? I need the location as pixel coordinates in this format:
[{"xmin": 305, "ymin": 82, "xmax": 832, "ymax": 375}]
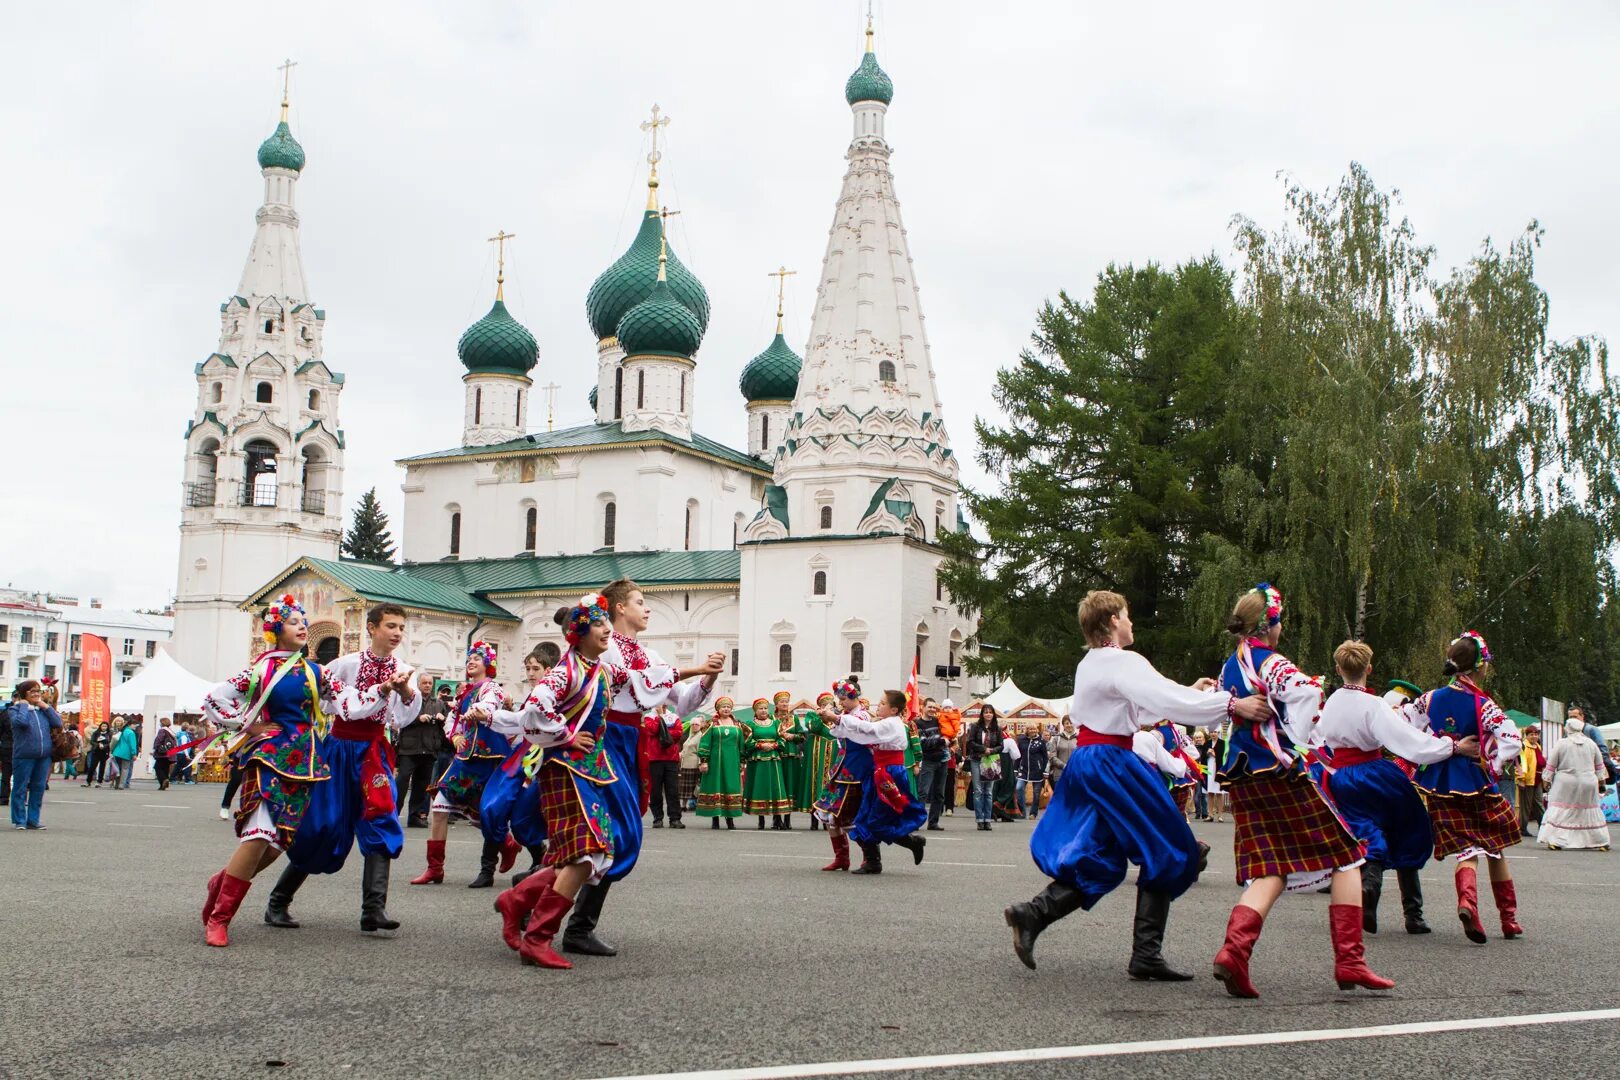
[{"xmin": 341, "ymin": 487, "xmax": 397, "ymax": 564}]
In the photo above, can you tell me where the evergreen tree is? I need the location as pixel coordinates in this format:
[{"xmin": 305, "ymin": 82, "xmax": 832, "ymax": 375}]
[{"xmin": 341, "ymin": 487, "xmax": 397, "ymax": 563}]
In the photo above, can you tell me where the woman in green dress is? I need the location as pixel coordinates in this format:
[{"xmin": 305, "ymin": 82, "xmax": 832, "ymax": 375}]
[
  {"xmin": 797, "ymin": 692, "xmax": 840, "ymax": 831},
  {"xmin": 696, "ymin": 697, "xmax": 744, "ymax": 829},
  {"xmin": 773, "ymin": 692, "xmax": 803, "ymax": 830},
  {"xmin": 740, "ymin": 697, "xmax": 792, "ymax": 830}
]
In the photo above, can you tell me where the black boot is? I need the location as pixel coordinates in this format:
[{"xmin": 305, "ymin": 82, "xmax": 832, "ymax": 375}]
[
  {"xmin": 1196, "ymin": 841, "xmax": 1211, "ymax": 877},
  {"xmin": 711, "ymin": 817, "xmax": 720, "ymax": 830},
  {"xmin": 726, "ymin": 817, "xmax": 736, "ymax": 830},
  {"xmin": 850, "ymin": 841, "xmax": 883, "ymax": 875},
  {"xmin": 1004, "ymin": 881, "xmax": 1087, "ymax": 971},
  {"xmin": 467, "ymin": 838, "xmax": 499, "ymax": 889},
  {"xmin": 1362, "ymin": 860, "xmax": 1385, "ymax": 934},
  {"xmin": 782, "ymin": 814, "xmax": 794, "ymax": 830},
  {"xmin": 895, "ymin": 833, "xmax": 927, "ymax": 866},
  {"xmin": 264, "ymin": 864, "xmax": 308, "ymax": 928},
  {"xmin": 1126, "ymin": 888, "xmax": 1192, "ymax": 981},
  {"xmin": 1397, "ymin": 868, "xmax": 1430, "ymax": 934},
  {"xmin": 809, "ymin": 817, "xmax": 821, "ymax": 831},
  {"xmin": 360, "ymin": 853, "xmax": 400, "ymax": 933},
  {"xmin": 562, "ymin": 879, "xmax": 617, "ymax": 956},
  {"xmin": 758, "ymin": 816, "xmax": 767, "ymax": 830},
  {"xmin": 511, "ymin": 845, "xmax": 547, "ymax": 887}
]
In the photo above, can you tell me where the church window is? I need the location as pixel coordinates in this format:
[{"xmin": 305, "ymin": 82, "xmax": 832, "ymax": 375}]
[
  {"xmin": 449, "ymin": 511, "xmax": 461, "ymax": 556},
  {"xmin": 730, "ymin": 648, "xmax": 739, "ymax": 676},
  {"xmin": 778, "ymin": 643, "xmax": 792, "ymax": 673},
  {"xmin": 680, "ymin": 372, "xmax": 686, "ymax": 413},
  {"xmin": 603, "ymin": 501, "xmax": 617, "ymax": 550},
  {"xmin": 936, "ymin": 572, "xmax": 945, "ymax": 602},
  {"xmin": 524, "ymin": 507, "xmax": 537, "ymax": 552},
  {"xmin": 850, "ymin": 642, "xmax": 864, "ymax": 673},
  {"xmin": 243, "ymin": 440, "xmax": 278, "ymax": 507},
  {"xmin": 813, "ymin": 571, "xmax": 827, "ymax": 596},
  {"xmin": 685, "ymin": 499, "xmax": 698, "ymax": 550},
  {"xmin": 819, "ymin": 505, "xmax": 833, "ymax": 530},
  {"xmin": 308, "ymin": 389, "xmax": 320, "ymax": 411},
  {"xmin": 613, "ymin": 369, "xmax": 623, "ymax": 420},
  {"xmin": 637, "ymin": 370, "xmax": 646, "ymax": 409},
  {"xmin": 761, "ymin": 414, "xmax": 770, "ymax": 451},
  {"xmin": 210, "ymin": 382, "xmax": 222, "ymax": 404},
  {"xmin": 263, "ymin": 319, "xmax": 275, "ymax": 334},
  {"xmin": 878, "ymin": 359, "xmax": 896, "ymax": 383},
  {"xmin": 474, "ymin": 387, "xmax": 482, "ymax": 425},
  {"xmin": 256, "ymin": 382, "xmax": 273, "ymax": 404}
]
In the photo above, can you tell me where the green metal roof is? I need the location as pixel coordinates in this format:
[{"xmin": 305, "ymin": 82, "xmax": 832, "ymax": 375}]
[
  {"xmin": 586, "ymin": 209, "xmax": 710, "ymax": 341},
  {"xmin": 402, "ymin": 549, "xmax": 741, "ymax": 595},
  {"xmin": 458, "ymin": 298, "xmax": 538, "ymax": 376},
  {"xmin": 257, "ymin": 120, "xmax": 306, "ymax": 172},
  {"xmin": 295, "ymin": 360, "xmax": 346, "ymax": 384},
  {"xmin": 247, "ymin": 558, "xmax": 518, "ymax": 620},
  {"xmin": 763, "ymin": 483, "xmax": 789, "ymax": 528},
  {"xmin": 194, "ymin": 353, "xmax": 238, "ymax": 374},
  {"xmin": 845, "ymin": 49, "xmax": 894, "ymax": 106},
  {"xmin": 397, "ymin": 421, "xmax": 769, "ymax": 476},
  {"xmin": 618, "ymin": 278, "xmax": 702, "ymax": 359},
  {"xmin": 740, "ymin": 333, "xmax": 802, "ymax": 401}
]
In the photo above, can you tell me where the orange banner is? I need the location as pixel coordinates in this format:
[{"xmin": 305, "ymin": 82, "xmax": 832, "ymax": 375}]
[{"xmin": 80, "ymin": 634, "xmax": 112, "ymax": 731}]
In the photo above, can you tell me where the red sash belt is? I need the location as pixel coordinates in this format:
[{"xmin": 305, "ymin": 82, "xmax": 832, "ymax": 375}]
[
  {"xmin": 325, "ymin": 718, "xmax": 396, "ymax": 819},
  {"xmin": 329, "ymin": 718, "xmax": 387, "ymax": 743},
  {"xmin": 1075, "ymin": 727, "xmax": 1132, "ymax": 750},
  {"xmin": 872, "ymin": 748, "xmax": 906, "ymax": 768},
  {"xmin": 606, "ymin": 709, "xmax": 642, "ymax": 728},
  {"xmin": 1329, "ymin": 746, "xmax": 1382, "ymax": 767}
]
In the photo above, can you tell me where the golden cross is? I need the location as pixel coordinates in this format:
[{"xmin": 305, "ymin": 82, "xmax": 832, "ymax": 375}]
[
  {"xmin": 542, "ymin": 382, "xmax": 560, "ymax": 432},
  {"xmin": 768, "ymin": 266, "xmax": 797, "ymax": 333},
  {"xmin": 640, "ymin": 104, "xmax": 671, "ymax": 208},
  {"xmin": 277, "ymin": 58, "xmax": 297, "ymax": 119},
  {"xmin": 655, "ymin": 207, "xmax": 681, "ymax": 280},
  {"xmin": 488, "ymin": 229, "xmax": 516, "ymax": 300},
  {"xmin": 865, "ymin": 2, "xmax": 875, "ymax": 50}
]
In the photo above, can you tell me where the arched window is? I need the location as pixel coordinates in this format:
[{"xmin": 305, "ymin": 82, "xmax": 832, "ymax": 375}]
[
  {"xmin": 299, "ymin": 445, "xmax": 327, "ymax": 514},
  {"xmin": 603, "ymin": 501, "xmax": 617, "ymax": 549},
  {"xmin": 448, "ymin": 511, "xmax": 462, "ymax": 556},
  {"xmin": 314, "ymin": 636, "xmax": 341, "ymax": 664},
  {"xmin": 819, "ymin": 505, "xmax": 833, "ymax": 530},
  {"xmin": 263, "ymin": 319, "xmax": 275, "ymax": 334},
  {"xmin": 307, "ymin": 388, "xmax": 320, "ymax": 411},
  {"xmin": 256, "ymin": 381, "xmax": 273, "ymax": 404},
  {"xmin": 474, "ymin": 387, "xmax": 482, "ymax": 424},
  {"xmin": 679, "ymin": 372, "xmax": 687, "ymax": 413},
  {"xmin": 613, "ymin": 369, "xmax": 623, "ymax": 420},
  {"xmin": 524, "ymin": 507, "xmax": 537, "ymax": 552},
  {"xmin": 778, "ymin": 643, "xmax": 792, "ymax": 673},
  {"xmin": 210, "ymin": 382, "xmax": 223, "ymax": 404},
  {"xmin": 637, "ymin": 370, "xmax": 646, "ymax": 409},
  {"xmin": 761, "ymin": 413, "xmax": 770, "ymax": 451},
  {"xmin": 813, "ymin": 570, "xmax": 827, "ymax": 596},
  {"xmin": 936, "ymin": 570, "xmax": 945, "ymax": 602},
  {"xmin": 243, "ymin": 439, "xmax": 278, "ymax": 507},
  {"xmin": 684, "ymin": 502, "xmax": 695, "ymax": 550},
  {"xmin": 850, "ymin": 642, "xmax": 864, "ymax": 673},
  {"xmin": 878, "ymin": 359, "xmax": 896, "ymax": 383}
]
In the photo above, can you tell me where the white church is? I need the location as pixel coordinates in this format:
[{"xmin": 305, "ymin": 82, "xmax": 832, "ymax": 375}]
[{"xmin": 171, "ymin": 26, "xmax": 986, "ymax": 705}]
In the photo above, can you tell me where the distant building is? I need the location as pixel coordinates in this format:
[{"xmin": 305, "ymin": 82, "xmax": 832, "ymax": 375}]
[{"xmin": 0, "ymin": 589, "xmax": 174, "ymax": 698}]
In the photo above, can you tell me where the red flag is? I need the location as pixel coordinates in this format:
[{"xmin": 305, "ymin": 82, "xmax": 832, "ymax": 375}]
[{"xmin": 904, "ymin": 655, "xmax": 920, "ymax": 721}]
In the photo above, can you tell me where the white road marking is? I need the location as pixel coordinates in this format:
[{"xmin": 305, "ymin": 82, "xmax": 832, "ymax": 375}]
[
  {"xmin": 584, "ymin": 1008, "xmax": 1620, "ymax": 1080},
  {"xmin": 50, "ymin": 799, "xmax": 96, "ymax": 805},
  {"xmin": 737, "ymin": 853, "xmax": 1016, "ymax": 869},
  {"xmin": 142, "ymin": 804, "xmax": 192, "ymax": 810},
  {"xmin": 108, "ymin": 823, "xmax": 172, "ymax": 829}
]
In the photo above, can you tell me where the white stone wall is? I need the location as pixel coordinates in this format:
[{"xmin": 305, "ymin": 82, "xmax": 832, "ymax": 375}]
[
  {"xmin": 746, "ymin": 401, "xmax": 791, "ymax": 461},
  {"xmin": 619, "ymin": 356, "xmax": 695, "ymax": 438},
  {"xmin": 462, "ymin": 373, "xmax": 530, "ymax": 446}
]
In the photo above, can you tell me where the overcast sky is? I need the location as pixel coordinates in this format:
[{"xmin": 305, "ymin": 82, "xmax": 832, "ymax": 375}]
[{"xmin": 4, "ymin": 1, "xmax": 1616, "ymax": 609}]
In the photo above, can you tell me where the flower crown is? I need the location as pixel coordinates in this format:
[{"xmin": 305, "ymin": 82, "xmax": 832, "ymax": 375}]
[
  {"xmin": 565, "ymin": 594, "xmax": 610, "ymax": 645},
  {"xmin": 1453, "ymin": 630, "xmax": 1493, "ymax": 665},
  {"xmin": 263, "ymin": 594, "xmax": 305, "ymax": 643},
  {"xmin": 832, "ymin": 680, "xmax": 860, "ymax": 700},
  {"xmin": 1253, "ymin": 582, "xmax": 1284, "ymax": 632},
  {"xmin": 467, "ymin": 640, "xmax": 498, "ymax": 676}
]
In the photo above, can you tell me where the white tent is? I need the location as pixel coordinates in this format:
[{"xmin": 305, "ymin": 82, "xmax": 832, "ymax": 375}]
[
  {"xmin": 58, "ymin": 649, "xmax": 216, "ymax": 716},
  {"xmin": 974, "ymin": 680, "xmax": 1071, "ymax": 721}
]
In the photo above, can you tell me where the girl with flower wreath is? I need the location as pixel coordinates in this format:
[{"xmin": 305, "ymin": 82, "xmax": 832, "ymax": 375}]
[
  {"xmin": 811, "ymin": 680, "xmax": 874, "ymax": 872},
  {"xmin": 480, "ymin": 643, "xmax": 561, "ymax": 894},
  {"xmin": 199, "ymin": 595, "xmax": 347, "ymax": 947}
]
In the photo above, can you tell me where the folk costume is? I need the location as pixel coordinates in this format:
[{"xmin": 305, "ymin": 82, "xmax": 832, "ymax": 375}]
[
  {"xmin": 812, "ymin": 685, "xmax": 872, "ymax": 872},
  {"xmin": 741, "ymin": 699, "xmax": 793, "ymax": 829},
  {"xmin": 266, "ymin": 648, "xmax": 424, "ymax": 934},
  {"xmin": 774, "ymin": 692, "xmax": 804, "ymax": 829},
  {"xmin": 696, "ymin": 701, "xmax": 745, "ymax": 825},
  {"xmin": 1212, "ymin": 584, "xmax": 1386, "ymax": 999},
  {"xmin": 1004, "ymin": 642, "xmax": 1234, "ymax": 979},
  {"xmin": 1133, "ymin": 727, "xmax": 1210, "ymax": 876},
  {"xmin": 1153, "ymin": 720, "xmax": 1203, "ymax": 818},
  {"xmin": 1403, "ymin": 632, "xmax": 1526, "ymax": 943},
  {"xmin": 480, "ymin": 688, "xmax": 555, "ymax": 883},
  {"xmin": 1539, "ymin": 718, "xmax": 1612, "ymax": 850},
  {"xmin": 829, "ymin": 711, "xmax": 928, "ymax": 873},
  {"xmin": 1314, "ymin": 684, "xmax": 1461, "ymax": 935},
  {"xmin": 794, "ymin": 695, "xmax": 840, "ymax": 829}
]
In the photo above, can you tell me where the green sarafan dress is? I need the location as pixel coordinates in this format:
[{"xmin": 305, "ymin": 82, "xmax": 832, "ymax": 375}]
[
  {"xmin": 695, "ymin": 722, "xmax": 745, "ymax": 818},
  {"xmin": 776, "ymin": 709, "xmax": 805, "ymax": 812},
  {"xmin": 739, "ymin": 715, "xmax": 792, "ymax": 815},
  {"xmin": 801, "ymin": 712, "xmax": 843, "ymax": 812}
]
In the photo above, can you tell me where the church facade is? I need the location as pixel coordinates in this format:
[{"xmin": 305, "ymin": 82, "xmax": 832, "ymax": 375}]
[{"xmin": 184, "ymin": 28, "xmax": 985, "ymax": 706}]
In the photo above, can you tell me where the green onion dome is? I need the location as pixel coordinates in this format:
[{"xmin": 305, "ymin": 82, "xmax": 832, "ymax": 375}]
[
  {"xmin": 588, "ymin": 385, "xmax": 599, "ymax": 410},
  {"xmin": 845, "ymin": 49, "xmax": 894, "ymax": 106},
  {"xmin": 739, "ymin": 333, "xmax": 802, "ymax": 402},
  {"xmin": 586, "ymin": 210, "xmax": 710, "ymax": 342},
  {"xmin": 617, "ymin": 279, "xmax": 702, "ymax": 360},
  {"xmin": 457, "ymin": 299, "xmax": 538, "ymax": 376},
  {"xmin": 257, "ymin": 120, "xmax": 306, "ymax": 172}
]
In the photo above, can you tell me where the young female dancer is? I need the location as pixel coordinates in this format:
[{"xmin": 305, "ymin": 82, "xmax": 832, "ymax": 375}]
[
  {"xmin": 812, "ymin": 682, "xmax": 872, "ymax": 872},
  {"xmin": 481, "ymin": 643, "xmax": 560, "ymax": 894},
  {"xmin": 830, "ymin": 689, "xmax": 928, "ymax": 873}
]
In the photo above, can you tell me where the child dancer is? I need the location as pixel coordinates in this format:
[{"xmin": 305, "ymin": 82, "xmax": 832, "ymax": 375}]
[
  {"xmin": 1152, "ymin": 719, "xmax": 1203, "ymax": 821},
  {"xmin": 696, "ymin": 697, "xmax": 744, "ymax": 828},
  {"xmin": 813, "ymin": 682, "xmax": 871, "ymax": 871},
  {"xmin": 1212, "ymin": 584, "xmax": 1389, "ymax": 998},
  {"xmin": 829, "ymin": 689, "xmax": 928, "ymax": 872},
  {"xmin": 482, "ymin": 643, "xmax": 559, "ymax": 892},
  {"xmin": 1133, "ymin": 723, "xmax": 1210, "ymax": 876}
]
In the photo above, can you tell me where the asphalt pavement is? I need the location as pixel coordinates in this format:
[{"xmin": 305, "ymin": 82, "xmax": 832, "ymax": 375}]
[{"xmin": 3, "ymin": 781, "xmax": 1618, "ymax": 1080}]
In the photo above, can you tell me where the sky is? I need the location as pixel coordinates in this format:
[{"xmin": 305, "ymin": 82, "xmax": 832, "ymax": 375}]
[{"xmin": 3, "ymin": 1, "xmax": 1617, "ymax": 608}]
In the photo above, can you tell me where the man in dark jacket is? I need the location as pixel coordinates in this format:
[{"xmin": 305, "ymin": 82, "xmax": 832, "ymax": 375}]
[
  {"xmin": 915, "ymin": 699, "xmax": 951, "ymax": 830},
  {"xmin": 1016, "ymin": 724, "xmax": 1050, "ymax": 820},
  {"xmin": 396, "ymin": 673, "xmax": 449, "ymax": 827}
]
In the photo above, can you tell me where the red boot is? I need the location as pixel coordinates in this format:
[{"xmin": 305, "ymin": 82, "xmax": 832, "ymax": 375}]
[
  {"xmin": 821, "ymin": 832, "xmax": 850, "ymax": 872},
  {"xmin": 1491, "ymin": 877, "xmax": 1524, "ymax": 939},
  {"xmin": 1455, "ymin": 864, "xmax": 1487, "ymax": 944},
  {"xmin": 494, "ymin": 867, "xmax": 557, "ymax": 951},
  {"xmin": 1329, "ymin": 904, "xmax": 1395, "ymax": 991},
  {"xmin": 204, "ymin": 873, "xmax": 252, "ymax": 948},
  {"xmin": 1212, "ymin": 905, "xmax": 1265, "ymax": 999},
  {"xmin": 518, "ymin": 886, "xmax": 575, "ymax": 969},
  {"xmin": 202, "ymin": 869, "xmax": 225, "ymax": 926},
  {"xmin": 410, "ymin": 839, "xmax": 446, "ymax": 885},
  {"xmin": 497, "ymin": 833, "xmax": 522, "ymax": 875}
]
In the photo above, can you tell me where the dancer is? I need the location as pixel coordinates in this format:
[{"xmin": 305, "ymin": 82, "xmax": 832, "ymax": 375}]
[
  {"xmin": 1404, "ymin": 631, "xmax": 1526, "ymax": 942},
  {"xmin": 1003, "ymin": 591, "xmax": 1264, "ymax": 979},
  {"xmin": 1539, "ymin": 715, "xmax": 1612, "ymax": 850},
  {"xmin": 830, "ymin": 689, "xmax": 928, "ymax": 873},
  {"xmin": 198, "ymin": 596, "xmax": 343, "ymax": 947},
  {"xmin": 482, "ymin": 643, "xmax": 561, "ymax": 890},
  {"xmin": 409, "ymin": 641, "xmax": 521, "ymax": 888},
  {"xmin": 1132, "ymin": 723, "xmax": 1210, "ymax": 876},
  {"xmin": 813, "ymin": 681, "xmax": 873, "ymax": 872},
  {"xmin": 1152, "ymin": 719, "xmax": 1203, "ymax": 821},
  {"xmin": 263, "ymin": 603, "xmax": 423, "ymax": 935},
  {"xmin": 1315, "ymin": 640, "xmax": 1479, "ymax": 936},
  {"xmin": 1211, "ymin": 584, "xmax": 1389, "ymax": 998},
  {"xmin": 793, "ymin": 693, "xmax": 840, "ymax": 832},
  {"xmin": 741, "ymin": 697, "xmax": 792, "ymax": 830},
  {"xmin": 696, "ymin": 698, "xmax": 744, "ymax": 828},
  {"xmin": 775, "ymin": 691, "xmax": 803, "ymax": 829}
]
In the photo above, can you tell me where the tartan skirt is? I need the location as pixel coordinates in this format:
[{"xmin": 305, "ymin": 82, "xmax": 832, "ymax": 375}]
[
  {"xmin": 538, "ymin": 761, "xmax": 613, "ymax": 873},
  {"xmin": 679, "ymin": 766, "xmax": 701, "ymax": 804},
  {"xmin": 1171, "ymin": 786, "xmax": 1193, "ymax": 815},
  {"xmin": 1228, "ymin": 771, "xmax": 1366, "ymax": 885},
  {"xmin": 1426, "ymin": 789, "xmax": 1521, "ymax": 859}
]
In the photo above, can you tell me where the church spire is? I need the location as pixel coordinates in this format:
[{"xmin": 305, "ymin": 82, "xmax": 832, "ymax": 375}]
[{"xmin": 240, "ymin": 62, "xmax": 309, "ymax": 301}]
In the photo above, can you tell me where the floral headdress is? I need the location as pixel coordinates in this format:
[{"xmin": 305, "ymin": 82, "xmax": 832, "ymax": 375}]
[
  {"xmin": 1453, "ymin": 630, "xmax": 1493, "ymax": 666},
  {"xmin": 564, "ymin": 594, "xmax": 610, "ymax": 646},
  {"xmin": 263, "ymin": 594, "xmax": 305, "ymax": 644},
  {"xmin": 467, "ymin": 640, "xmax": 498, "ymax": 676},
  {"xmin": 832, "ymin": 680, "xmax": 860, "ymax": 700},
  {"xmin": 1252, "ymin": 582, "xmax": 1284, "ymax": 634}
]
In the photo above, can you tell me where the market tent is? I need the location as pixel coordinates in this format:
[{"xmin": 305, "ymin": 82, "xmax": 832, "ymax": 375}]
[
  {"xmin": 1596, "ymin": 721, "xmax": 1620, "ymax": 740},
  {"xmin": 1504, "ymin": 709, "xmax": 1540, "ymax": 730},
  {"xmin": 975, "ymin": 680, "xmax": 1071, "ymax": 721},
  {"xmin": 58, "ymin": 649, "xmax": 216, "ymax": 716}
]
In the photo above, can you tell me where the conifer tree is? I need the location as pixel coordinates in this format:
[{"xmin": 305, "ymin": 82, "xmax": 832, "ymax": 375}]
[{"xmin": 341, "ymin": 487, "xmax": 397, "ymax": 563}]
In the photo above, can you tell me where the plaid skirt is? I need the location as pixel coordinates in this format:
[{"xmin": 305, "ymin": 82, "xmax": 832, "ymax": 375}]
[
  {"xmin": 538, "ymin": 761, "xmax": 613, "ymax": 871},
  {"xmin": 1426, "ymin": 789, "xmax": 1521, "ymax": 859},
  {"xmin": 1228, "ymin": 771, "xmax": 1365, "ymax": 885},
  {"xmin": 679, "ymin": 766, "xmax": 701, "ymax": 804},
  {"xmin": 1171, "ymin": 786, "xmax": 1193, "ymax": 815}
]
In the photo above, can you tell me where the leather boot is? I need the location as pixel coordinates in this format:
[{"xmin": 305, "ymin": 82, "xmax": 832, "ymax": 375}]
[
  {"xmin": 202, "ymin": 870, "xmax": 225, "ymax": 926},
  {"xmin": 518, "ymin": 886, "xmax": 575, "ymax": 969},
  {"xmin": 758, "ymin": 816, "xmax": 767, "ymax": 830},
  {"xmin": 1195, "ymin": 841, "xmax": 1210, "ymax": 877},
  {"xmin": 1396, "ymin": 868, "xmax": 1430, "ymax": 933},
  {"xmin": 1329, "ymin": 903, "xmax": 1395, "ymax": 990},
  {"xmin": 562, "ymin": 879, "xmax": 617, "ymax": 956},
  {"xmin": 1003, "ymin": 880, "xmax": 1087, "ymax": 971},
  {"xmin": 895, "ymin": 833, "xmax": 927, "ymax": 866},
  {"xmin": 1491, "ymin": 877, "xmax": 1524, "ymax": 939},
  {"xmin": 1455, "ymin": 864, "xmax": 1486, "ymax": 944},
  {"xmin": 1127, "ymin": 888, "xmax": 1192, "ymax": 981},
  {"xmin": 495, "ymin": 866, "xmax": 557, "ymax": 951},
  {"xmin": 1361, "ymin": 860, "xmax": 1385, "ymax": 934},
  {"xmin": 409, "ymin": 839, "xmax": 445, "ymax": 885},
  {"xmin": 782, "ymin": 814, "xmax": 794, "ymax": 830},
  {"xmin": 821, "ymin": 832, "xmax": 850, "ymax": 871},
  {"xmin": 496, "ymin": 832, "xmax": 522, "ymax": 875},
  {"xmin": 263, "ymin": 863, "xmax": 307, "ymax": 928},
  {"xmin": 467, "ymin": 839, "xmax": 499, "ymax": 889},
  {"xmin": 810, "ymin": 817, "xmax": 821, "ymax": 831},
  {"xmin": 850, "ymin": 841, "xmax": 883, "ymax": 875},
  {"xmin": 1212, "ymin": 904, "xmax": 1265, "ymax": 998},
  {"xmin": 360, "ymin": 854, "xmax": 400, "ymax": 933},
  {"xmin": 204, "ymin": 874, "xmax": 252, "ymax": 948}
]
